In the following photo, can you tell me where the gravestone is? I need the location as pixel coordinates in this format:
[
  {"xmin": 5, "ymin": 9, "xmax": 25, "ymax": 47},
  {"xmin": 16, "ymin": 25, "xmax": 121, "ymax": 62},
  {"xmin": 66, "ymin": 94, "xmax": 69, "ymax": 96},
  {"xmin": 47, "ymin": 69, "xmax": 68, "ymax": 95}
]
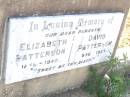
[
  {"xmin": 116, "ymin": 9, "xmax": 130, "ymax": 60},
  {"xmin": 4, "ymin": 13, "xmax": 124, "ymax": 84},
  {"xmin": 0, "ymin": 0, "xmax": 130, "ymax": 97}
]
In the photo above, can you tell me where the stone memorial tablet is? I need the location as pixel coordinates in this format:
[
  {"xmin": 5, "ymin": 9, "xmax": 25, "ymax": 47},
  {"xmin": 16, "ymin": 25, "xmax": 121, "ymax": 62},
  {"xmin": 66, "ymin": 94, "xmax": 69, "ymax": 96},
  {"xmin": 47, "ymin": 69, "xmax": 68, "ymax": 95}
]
[{"xmin": 4, "ymin": 12, "xmax": 124, "ymax": 84}]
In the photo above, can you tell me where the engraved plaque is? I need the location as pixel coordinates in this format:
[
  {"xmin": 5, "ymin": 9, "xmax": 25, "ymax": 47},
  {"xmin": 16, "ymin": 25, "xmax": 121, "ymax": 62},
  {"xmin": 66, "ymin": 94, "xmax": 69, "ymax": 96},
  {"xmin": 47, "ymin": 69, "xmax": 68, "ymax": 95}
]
[
  {"xmin": 116, "ymin": 9, "xmax": 130, "ymax": 60},
  {"xmin": 4, "ymin": 12, "xmax": 124, "ymax": 84}
]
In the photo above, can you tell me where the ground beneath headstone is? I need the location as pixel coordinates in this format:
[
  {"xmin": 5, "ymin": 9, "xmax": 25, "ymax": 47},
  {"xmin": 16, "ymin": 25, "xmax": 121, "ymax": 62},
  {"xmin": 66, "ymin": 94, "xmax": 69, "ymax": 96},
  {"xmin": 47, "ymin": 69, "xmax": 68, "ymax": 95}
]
[
  {"xmin": 43, "ymin": 88, "xmax": 93, "ymax": 97},
  {"xmin": 43, "ymin": 88, "xmax": 130, "ymax": 97}
]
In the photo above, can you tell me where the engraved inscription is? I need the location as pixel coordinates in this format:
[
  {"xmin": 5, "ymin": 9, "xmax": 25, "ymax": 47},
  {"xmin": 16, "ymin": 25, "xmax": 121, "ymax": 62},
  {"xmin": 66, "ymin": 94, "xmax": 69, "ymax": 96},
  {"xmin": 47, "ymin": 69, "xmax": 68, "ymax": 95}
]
[{"xmin": 4, "ymin": 13, "xmax": 124, "ymax": 84}]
